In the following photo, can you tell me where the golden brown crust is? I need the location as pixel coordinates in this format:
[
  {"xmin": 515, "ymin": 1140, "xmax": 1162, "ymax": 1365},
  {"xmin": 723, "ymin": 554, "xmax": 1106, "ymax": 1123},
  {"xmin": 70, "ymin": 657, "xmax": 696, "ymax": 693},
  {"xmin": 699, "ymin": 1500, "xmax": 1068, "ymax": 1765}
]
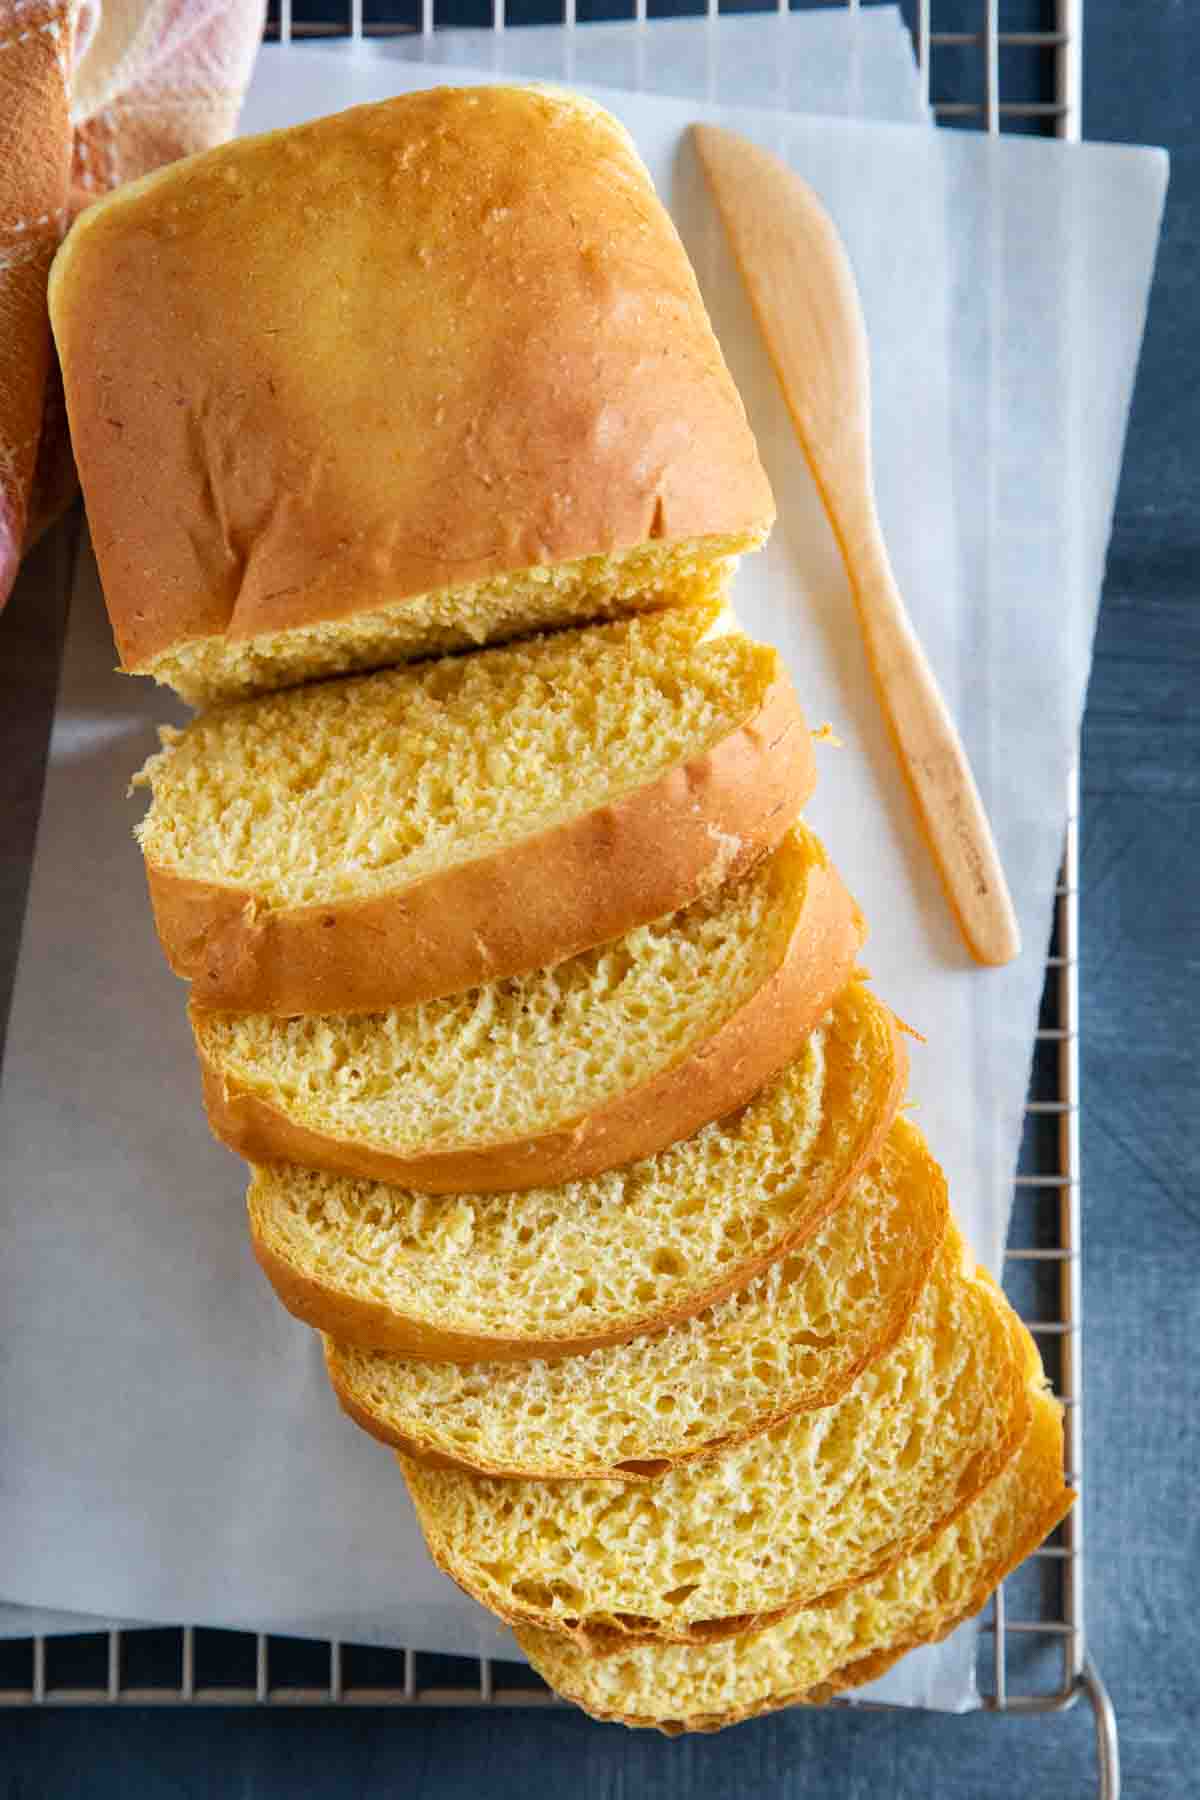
[
  {"xmin": 201, "ymin": 851, "xmax": 864, "ymax": 1195},
  {"xmin": 327, "ymin": 1381, "xmax": 476, "ymax": 1475},
  {"xmin": 521, "ymin": 1401, "xmax": 1073, "ymax": 1732},
  {"xmin": 418, "ymin": 1529, "xmax": 791, "ymax": 1650},
  {"xmin": 247, "ymin": 994, "xmax": 908, "ymax": 1362},
  {"xmin": 49, "ymin": 87, "xmax": 774, "ymax": 680},
  {"xmin": 150, "ymin": 673, "xmax": 813, "ymax": 1015},
  {"xmin": 422, "ymin": 1389, "xmax": 1031, "ymax": 1652},
  {"xmin": 324, "ymin": 1120, "xmax": 950, "ymax": 1480}
]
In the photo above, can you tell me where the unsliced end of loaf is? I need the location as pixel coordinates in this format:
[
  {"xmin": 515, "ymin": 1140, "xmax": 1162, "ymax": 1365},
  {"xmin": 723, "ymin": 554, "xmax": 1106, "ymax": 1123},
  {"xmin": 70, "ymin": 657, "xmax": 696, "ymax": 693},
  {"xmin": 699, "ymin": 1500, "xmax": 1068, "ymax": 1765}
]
[{"xmin": 50, "ymin": 86, "xmax": 774, "ymax": 707}]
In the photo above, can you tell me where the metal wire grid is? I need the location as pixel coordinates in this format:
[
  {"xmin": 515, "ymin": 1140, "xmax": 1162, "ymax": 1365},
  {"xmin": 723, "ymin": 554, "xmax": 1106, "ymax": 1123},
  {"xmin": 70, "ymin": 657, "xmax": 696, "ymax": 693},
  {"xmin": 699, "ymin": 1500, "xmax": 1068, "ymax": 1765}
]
[
  {"xmin": 2, "ymin": 5, "xmax": 1117, "ymax": 1791},
  {"xmin": 262, "ymin": 0, "xmax": 1083, "ymax": 149}
]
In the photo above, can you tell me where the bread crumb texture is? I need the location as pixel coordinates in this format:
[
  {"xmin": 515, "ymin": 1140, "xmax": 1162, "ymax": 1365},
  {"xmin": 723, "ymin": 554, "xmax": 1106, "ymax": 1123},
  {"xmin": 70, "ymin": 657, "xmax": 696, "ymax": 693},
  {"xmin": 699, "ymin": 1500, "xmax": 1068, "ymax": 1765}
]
[
  {"xmin": 248, "ymin": 981, "xmax": 901, "ymax": 1350},
  {"xmin": 514, "ymin": 1388, "xmax": 1069, "ymax": 1729},
  {"xmin": 149, "ymin": 538, "xmax": 755, "ymax": 707},
  {"xmin": 136, "ymin": 605, "xmax": 778, "ymax": 908},
  {"xmin": 326, "ymin": 1116, "xmax": 947, "ymax": 1477},
  {"xmin": 196, "ymin": 827, "xmax": 827, "ymax": 1159},
  {"xmin": 401, "ymin": 1227, "xmax": 1030, "ymax": 1638}
]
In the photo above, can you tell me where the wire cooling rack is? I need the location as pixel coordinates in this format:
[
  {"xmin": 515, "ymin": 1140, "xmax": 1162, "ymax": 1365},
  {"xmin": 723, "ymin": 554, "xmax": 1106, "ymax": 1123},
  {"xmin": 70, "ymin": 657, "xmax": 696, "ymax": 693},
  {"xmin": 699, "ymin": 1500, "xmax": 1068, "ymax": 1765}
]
[{"xmin": 1, "ymin": 4, "xmax": 1118, "ymax": 1796}]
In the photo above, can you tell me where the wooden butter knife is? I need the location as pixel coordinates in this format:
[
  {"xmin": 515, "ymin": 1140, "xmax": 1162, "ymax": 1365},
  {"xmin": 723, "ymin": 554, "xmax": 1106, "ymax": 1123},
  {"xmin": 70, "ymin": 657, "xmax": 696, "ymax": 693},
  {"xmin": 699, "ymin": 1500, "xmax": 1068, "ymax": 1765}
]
[{"xmin": 693, "ymin": 123, "xmax": 1020, "ymax": 968}]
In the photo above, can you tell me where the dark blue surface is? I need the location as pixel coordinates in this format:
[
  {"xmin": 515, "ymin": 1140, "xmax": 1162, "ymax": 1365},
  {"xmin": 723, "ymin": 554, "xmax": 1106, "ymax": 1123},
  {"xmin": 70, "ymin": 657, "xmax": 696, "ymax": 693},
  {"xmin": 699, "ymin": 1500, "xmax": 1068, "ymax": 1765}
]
[{"xmin": 2, "ymin": 3, "xmax": 1196, "ymax": 1794}]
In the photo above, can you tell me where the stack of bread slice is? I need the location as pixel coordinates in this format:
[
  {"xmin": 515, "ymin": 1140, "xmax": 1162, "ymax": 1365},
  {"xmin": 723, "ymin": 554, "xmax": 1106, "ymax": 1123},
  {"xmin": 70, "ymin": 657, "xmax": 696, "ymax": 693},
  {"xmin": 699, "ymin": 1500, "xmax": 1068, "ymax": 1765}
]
[{"xmin": 49, "ymin": 83, "xmax": 1072, "ymax": 1732}]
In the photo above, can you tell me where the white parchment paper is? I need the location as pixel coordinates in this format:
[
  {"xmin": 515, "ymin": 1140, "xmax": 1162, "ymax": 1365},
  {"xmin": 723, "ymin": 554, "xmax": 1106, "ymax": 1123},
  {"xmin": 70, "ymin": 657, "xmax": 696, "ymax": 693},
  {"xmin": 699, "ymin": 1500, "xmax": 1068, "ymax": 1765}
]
[{"xmin": 0, "ymin": 29, "xmax": 1165, "ymax": 1714}]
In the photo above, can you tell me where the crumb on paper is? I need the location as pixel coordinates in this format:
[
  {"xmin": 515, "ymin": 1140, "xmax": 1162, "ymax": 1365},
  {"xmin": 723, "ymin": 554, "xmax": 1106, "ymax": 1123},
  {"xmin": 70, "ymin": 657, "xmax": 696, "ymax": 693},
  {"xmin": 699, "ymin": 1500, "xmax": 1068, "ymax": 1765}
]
[{"xmin": 892, "ymin": 1011, "xmax": 928, "ymax": 1045}]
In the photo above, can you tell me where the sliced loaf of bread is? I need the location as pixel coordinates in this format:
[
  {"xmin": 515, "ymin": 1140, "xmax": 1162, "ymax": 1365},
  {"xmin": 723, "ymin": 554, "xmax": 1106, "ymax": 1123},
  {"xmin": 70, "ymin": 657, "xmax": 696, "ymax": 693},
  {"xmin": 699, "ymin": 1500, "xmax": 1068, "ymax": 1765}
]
[
  {"xmin": 134, "ymin": 605, "xmax": 813, "ymax": 1014},
  {"xmin": 247, "ymin": 980, "xmax": 906, "ymax": 1361},
  {"xmin": 515, "ymin": 1387, "xmax": 1072, "ymax": 1731},
  {"xmin": 325, "ymin": 1116, "xmax": 947, "ymax": 1478},
  {"xmin": 196, "ymin": 826, "xmax": 863, "ymax": 1193},
  {"xmin": 400, "ymin": 1226, "xmax": 1033, "ymax": 1647}
]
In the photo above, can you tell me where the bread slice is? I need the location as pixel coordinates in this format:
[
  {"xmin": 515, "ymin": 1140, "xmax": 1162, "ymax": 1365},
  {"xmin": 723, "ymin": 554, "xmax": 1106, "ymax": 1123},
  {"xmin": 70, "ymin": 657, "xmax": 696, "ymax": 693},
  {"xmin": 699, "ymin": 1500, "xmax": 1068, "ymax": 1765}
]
[
  {"xmin": 134, "ymin": 605, "xmax": 814, "ymax": 1015},
  {"xmin": 247, "ymin": 980, "xmax": 906, "ymax": 1361},
  {"xmin": 514, "ymin": 1388, "xmax": 1073, "ymax": 1732},
  {"xmin": 326, "ymin": 1116, "xmax": 947, "ymax": 1478},
  {"xmin": 196, "ymin": 826, "xmax": 864, "ymax": 1194},
  {"xmin": 399, "ymin": 1224, "xmax": 1032, "ymax": 1647},
  {"xmin": 49, "ymin": 86, "xmax": 775, "ymax": 708}
]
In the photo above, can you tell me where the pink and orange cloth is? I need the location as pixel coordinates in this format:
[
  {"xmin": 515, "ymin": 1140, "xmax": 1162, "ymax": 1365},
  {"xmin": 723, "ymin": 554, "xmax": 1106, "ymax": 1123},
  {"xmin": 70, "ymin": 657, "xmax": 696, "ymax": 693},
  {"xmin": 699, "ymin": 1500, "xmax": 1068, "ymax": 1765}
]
[{"xmin": 0, "ymin": 0, "xmax": 263, "ymax": 607}]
